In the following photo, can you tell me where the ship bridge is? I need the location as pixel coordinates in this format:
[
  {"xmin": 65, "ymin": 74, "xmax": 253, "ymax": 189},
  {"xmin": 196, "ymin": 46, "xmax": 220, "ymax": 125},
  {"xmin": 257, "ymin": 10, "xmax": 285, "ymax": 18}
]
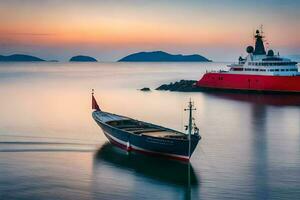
[{"xmin": 227, "ymin": 30, "xmax": 299, "ymax": 76}]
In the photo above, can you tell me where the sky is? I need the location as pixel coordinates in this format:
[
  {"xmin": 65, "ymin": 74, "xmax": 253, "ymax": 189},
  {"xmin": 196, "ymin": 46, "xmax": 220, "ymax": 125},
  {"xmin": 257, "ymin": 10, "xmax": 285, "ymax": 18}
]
[{"xmin": 0, "ymin": 0, "xmax": 299, "ymax": 61}]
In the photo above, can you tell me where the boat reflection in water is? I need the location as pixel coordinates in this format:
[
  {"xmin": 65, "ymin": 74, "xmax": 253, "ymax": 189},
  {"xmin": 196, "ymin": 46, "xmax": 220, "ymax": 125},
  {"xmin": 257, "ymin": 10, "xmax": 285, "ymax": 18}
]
[
  {"xmin": 94, "ymin": 142, "xmax": 199, "ymax": 199},
  {"xmin": 95, "ymin": 142, "xmax": 199, "ymax": 186}
]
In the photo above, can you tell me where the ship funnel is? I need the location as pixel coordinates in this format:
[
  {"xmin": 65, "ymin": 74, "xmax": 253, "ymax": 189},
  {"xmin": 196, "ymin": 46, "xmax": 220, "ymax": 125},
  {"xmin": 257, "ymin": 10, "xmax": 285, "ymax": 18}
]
[{"xmin": 253, "ymin": 30, "xmax": 266, "ymax": 55}]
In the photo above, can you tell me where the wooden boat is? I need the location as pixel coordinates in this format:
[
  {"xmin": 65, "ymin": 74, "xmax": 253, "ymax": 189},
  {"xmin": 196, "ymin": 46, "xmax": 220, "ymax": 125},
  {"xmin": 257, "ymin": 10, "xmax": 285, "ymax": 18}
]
[{"xmin": 92, "ymin": 91, "xmax": 201, "ymax": 161}]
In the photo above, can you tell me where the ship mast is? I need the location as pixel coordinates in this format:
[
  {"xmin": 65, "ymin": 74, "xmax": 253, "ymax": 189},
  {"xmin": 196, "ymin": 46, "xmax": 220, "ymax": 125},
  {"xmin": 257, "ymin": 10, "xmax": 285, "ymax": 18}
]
[{"xmin": 185, "ymin": 98, "xmax": 196, "ymax": 158}]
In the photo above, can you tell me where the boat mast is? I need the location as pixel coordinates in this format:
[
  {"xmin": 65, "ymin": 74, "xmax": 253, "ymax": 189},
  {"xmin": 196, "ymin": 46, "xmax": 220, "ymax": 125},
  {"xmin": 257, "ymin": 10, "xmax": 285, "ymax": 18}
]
[{"xmin": 185, "ymin": 98, "xmax": 196, "ymax": 159}]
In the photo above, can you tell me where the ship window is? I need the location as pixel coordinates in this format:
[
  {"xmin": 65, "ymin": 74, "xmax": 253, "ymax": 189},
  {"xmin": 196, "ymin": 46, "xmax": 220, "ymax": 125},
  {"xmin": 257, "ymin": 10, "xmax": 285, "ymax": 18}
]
[
  {"xmin": 233, "ymin": 68, "xmax": 243, "ymax": 71},
  {"xmin": 270, "ymin": 69, "xmax": 275, "ymax": 72},
  {"xmin": 275, "ymin": 69, "xmax": 279, "ymax": 72},
  {"xmin": 255, "ymin": 69, "xmax": 259, "ymax": 71}
]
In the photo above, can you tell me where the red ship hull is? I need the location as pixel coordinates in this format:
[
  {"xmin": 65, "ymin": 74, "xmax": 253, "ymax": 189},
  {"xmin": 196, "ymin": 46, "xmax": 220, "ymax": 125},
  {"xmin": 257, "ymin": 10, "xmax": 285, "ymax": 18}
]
[{"xmin": 196, "ymin": 73, "xmax": 300, "ymax": 93}]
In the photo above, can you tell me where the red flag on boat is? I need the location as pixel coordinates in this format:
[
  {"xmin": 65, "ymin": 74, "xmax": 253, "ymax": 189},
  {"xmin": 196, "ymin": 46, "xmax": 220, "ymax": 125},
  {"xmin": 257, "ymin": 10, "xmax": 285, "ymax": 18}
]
[{"xmin": 92, "ymin": 90, "xmax": 100, "ymax": 111}]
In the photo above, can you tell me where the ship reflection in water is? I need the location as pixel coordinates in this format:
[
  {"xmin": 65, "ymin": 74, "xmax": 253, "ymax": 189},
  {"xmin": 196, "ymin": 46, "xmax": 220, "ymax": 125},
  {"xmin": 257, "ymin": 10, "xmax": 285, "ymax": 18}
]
[
  {"xmin": 93, "ymin": 142, "xmax": 199, "ymax": 199},
  {"xmin": 206, "ymin": 91, "xmax": 300, "ymax": 106}
]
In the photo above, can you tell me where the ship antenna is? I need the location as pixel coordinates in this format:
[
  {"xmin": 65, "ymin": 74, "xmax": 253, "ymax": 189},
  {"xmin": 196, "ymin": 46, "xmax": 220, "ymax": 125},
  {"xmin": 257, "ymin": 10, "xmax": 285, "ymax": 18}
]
[
  {"xmin": 184, "ymin": 98, "xmax": 196, "ymax": 159},
  {"xmin": 252, "ymin": 28, "xmax": 255, "ymax": 44},
  {"xmin": 260, "ymin": 24, "xmax": 264, "ymax": 37},
  {"xmin": 266, "ymin": 41, "xmax": 270, "ymax": 51}
]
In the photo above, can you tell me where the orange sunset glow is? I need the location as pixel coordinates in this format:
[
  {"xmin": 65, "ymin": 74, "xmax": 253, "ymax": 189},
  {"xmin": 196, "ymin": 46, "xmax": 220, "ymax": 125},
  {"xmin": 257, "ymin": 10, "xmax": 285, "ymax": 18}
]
[{"xmin": 0, "ymin": 0, "xmax": 299, "ymax": 61}]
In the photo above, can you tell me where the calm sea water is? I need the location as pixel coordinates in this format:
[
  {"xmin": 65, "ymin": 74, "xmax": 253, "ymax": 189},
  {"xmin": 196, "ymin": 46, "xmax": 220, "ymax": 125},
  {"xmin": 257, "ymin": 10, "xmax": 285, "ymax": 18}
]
[{"xmin": 0, "ymin": 62, "xmax": 300, "ymax": 200}]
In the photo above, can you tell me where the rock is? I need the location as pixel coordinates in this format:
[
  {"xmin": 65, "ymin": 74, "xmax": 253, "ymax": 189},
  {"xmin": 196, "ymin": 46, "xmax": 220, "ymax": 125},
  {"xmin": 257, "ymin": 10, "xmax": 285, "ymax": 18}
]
[
  {"xmin": 156, "ymin": 80, "xmax": 199, "ymax": 92},
  {"xmin": 140, "ymin": 87, "xmax": 151, "ymax": 91}
]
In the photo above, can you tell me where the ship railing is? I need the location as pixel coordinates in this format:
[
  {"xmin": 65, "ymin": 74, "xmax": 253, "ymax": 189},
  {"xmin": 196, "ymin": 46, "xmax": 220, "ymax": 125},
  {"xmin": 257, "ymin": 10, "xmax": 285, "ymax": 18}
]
[
  {"xmin": 248, "ymin": 61, "xmax": 298, "ymax": 66},
  {"xmin": 205, "ymin": 70, "xmax": 227, "ymax": 73}
]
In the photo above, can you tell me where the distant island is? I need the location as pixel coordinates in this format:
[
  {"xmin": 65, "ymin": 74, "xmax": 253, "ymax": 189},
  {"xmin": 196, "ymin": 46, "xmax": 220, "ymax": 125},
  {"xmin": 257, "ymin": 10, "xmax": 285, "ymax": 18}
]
[
  {"xmin": 69, "ymin": 55, "xmax": 98, "ymax": 62},
  {"xmin": 0, "ymin": 54, "xmax": 45, "ymax": 62},
  {"xmin": 118, "ymin": 51, "xmax": 211, "ymax": 62}
]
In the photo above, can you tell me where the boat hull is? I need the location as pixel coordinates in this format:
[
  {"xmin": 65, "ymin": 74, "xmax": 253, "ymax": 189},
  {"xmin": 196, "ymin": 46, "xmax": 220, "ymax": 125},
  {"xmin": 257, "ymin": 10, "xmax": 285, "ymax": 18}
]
[
  {"xmin": 196, "ymin": 73, "xmax": 300, "ymax": 93},
  {"xmin": 93, "ymin": 112, "xmax": 200, "ymax": 161}
]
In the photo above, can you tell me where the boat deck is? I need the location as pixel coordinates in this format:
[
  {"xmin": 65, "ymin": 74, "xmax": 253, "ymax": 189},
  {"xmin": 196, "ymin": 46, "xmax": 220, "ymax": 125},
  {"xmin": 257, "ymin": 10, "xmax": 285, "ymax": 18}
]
[
  {"xmin": 107, "ymin": 118, "xmax": 187, "ymax": 139},
  {"xmin": 93, "ymin": 111, "xmax": 188, "ymax": 139},
  {"xmin": 141, "ymin": 131, "xmax": 178, "ymax": 137}
]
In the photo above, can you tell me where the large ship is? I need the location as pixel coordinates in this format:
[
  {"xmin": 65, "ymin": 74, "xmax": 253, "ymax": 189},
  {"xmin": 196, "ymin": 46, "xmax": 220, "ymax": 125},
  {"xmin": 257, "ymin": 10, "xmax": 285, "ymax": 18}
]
[
  {"xmin": 92, "ymin": 92, "xmax": 201, "ymax": 161},
  {"xmin": 196, "ymin": 30, "xmax": 300, "ymax": 93}
]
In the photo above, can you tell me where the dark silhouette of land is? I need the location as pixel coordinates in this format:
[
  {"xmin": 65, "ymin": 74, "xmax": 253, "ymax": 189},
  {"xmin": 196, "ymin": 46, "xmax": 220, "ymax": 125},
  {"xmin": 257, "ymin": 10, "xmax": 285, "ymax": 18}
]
[
  {"xmin": 69, "ymin": 55, "xmax": 98, "ymax": 62},
  {"xmin": 156, "ymin": 80, "xmax": 199, "ymax": 92},
  {"xmin": 140, "ymin": 87, "xmax": 151, "ymax": 91},
  {"xmin": 0, "ymin": 54, "xmax": 45, "ymax": 62},
  {"xmin": 118, "ymin": 51, "xmax": 211, "ymax": 62}
]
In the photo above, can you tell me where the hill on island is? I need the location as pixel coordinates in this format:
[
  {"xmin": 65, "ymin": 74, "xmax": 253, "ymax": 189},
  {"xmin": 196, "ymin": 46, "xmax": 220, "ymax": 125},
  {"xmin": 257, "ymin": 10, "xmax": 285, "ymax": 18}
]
[
  {"xmin": 0, "ymin": 54, "xmax": 45, "ymax": 62},
  {"xmin": 118, "ymin": 51, "xmax": 211, "ymax": 62},
  {"xmin": 69, "ymin": 55, "xmax": 98, "ymax": 62}
]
